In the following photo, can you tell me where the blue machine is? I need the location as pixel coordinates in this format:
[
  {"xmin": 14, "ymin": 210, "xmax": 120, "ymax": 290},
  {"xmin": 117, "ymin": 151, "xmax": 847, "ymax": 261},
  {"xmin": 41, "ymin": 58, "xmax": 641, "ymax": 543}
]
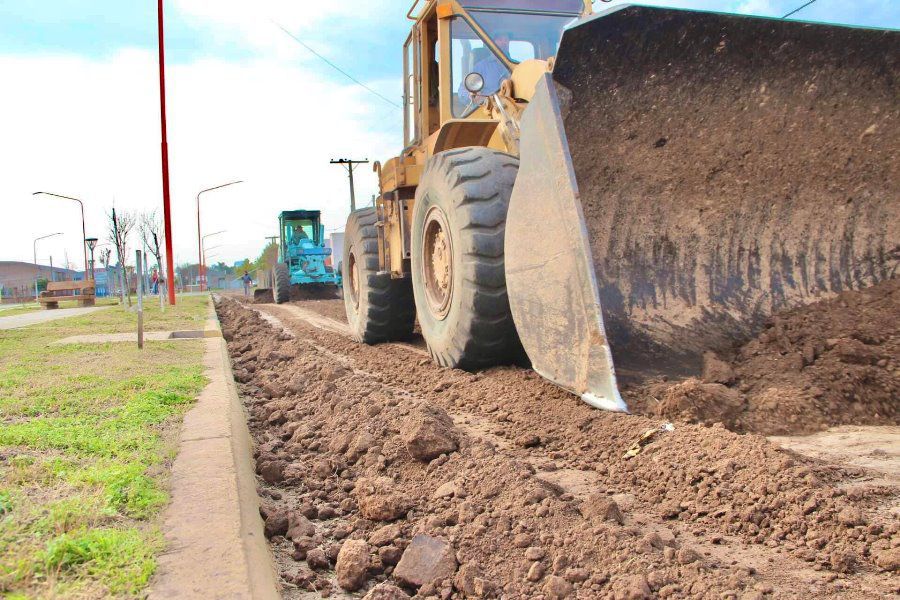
[{"xmin": 270, "ymin": 210, "xmax": 341, "ymax": 303}]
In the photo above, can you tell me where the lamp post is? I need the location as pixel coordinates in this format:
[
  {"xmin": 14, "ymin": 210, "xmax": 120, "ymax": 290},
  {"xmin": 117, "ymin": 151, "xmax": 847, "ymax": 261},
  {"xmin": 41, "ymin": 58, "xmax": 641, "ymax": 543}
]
[
  {"xmin": 197, "ymin": 180, "xmax": 242, "ymax": 291},
  {"xmin": 201, "ymin": 231, "xmax": 225, "ymax": 290},
  {"xmin": 32, "ymin": 192, "xmax": 89, "ymax": 275},
  {"xmin": 85, "ymin": 237, "xmax": 98, "ymax": 281},
  {"xmin": 33, "ymin": 232, "xmax": 63, "ymax": 300}
]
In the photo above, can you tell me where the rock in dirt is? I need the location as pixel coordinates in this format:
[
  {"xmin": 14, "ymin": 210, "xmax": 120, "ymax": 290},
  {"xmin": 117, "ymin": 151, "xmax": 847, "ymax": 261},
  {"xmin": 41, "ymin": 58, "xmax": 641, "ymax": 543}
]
[
  {"xmin": 836, "ymin": 506, "xmax": 865, "ymax": 527},
  {"xmin": 543, "ymin": 575, "xmax": 574, "ymax": 599},
  {"xmin": 402, "ymin": 405, "xmax": 458, "ymax": 462},
  {"xmin": 433, "ymin": 480, "xmax": 464, "ymax": 499},
  {"xmin": 257, "ymin": 459, "xmax": 287, "ymax": 484},
  {"xmin": 378, "ymin": 545, "xmax": 403, "ymax": 566},
  {"xmin": 454, "ymin": 563, "xmax": 482, "ymax": 596},
  {"xmin": 356, "ymin": 477, "xmax": 413, "ymax": 521},
  {"xmin": 564, "ymin": 568, "xmax": 589, "ymax": 583},
  {"xmin": 527, "ymin": 561, "xmax": 546, "ymax": 581},
  {"xmin": 263, "ymin": 508, "xmax": 289, "ymax": 538},
  {"xmin": 612, "ymin": 574, "xmax": 651, "ymax": 600},
  {"xmin": 369, "ymin": 523, "xmax": 402, "ymax": 546},
  {"xmin": 306, "ymin": 547, "xmax": 330, "ymax": 570},
  {"xmin": 581, "ymin": 495, "xmax": 624, "ymax": 525},
  {"xmin": 363, "ymin": 582, "xmax": 411, "ymax": 600},
  {"xmin": 393, "ymin": 534, "xmax": 458, "ymax": 588},
  {"xmin": 676, "ymin": 547, "xmax": 701, "ymax": 564},
  {"xmin": 336, "ymin": 539, "xmax": 370, "ymax": 591},
  {"xmin": 874, "ymin": 547, "xmax": 900, "ymax": 572},
  {"xmin": 287, "ymin": 513, "xmax": 316, "ymax": 541}
]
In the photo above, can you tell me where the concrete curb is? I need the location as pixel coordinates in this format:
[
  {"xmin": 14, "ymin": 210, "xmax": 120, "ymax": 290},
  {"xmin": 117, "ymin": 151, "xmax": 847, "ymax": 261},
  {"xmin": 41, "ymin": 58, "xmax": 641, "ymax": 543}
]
[{"xmin": 149, "ymin": 295, "xmax": 280, "ymax": 599}]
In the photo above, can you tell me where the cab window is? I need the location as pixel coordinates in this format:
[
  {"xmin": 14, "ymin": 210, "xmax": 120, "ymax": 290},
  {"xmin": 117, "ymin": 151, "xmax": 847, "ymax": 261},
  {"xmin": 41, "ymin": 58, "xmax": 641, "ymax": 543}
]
[{"xmin": 450, "ymin": 17, "xmax": 509, "ymax": 117}]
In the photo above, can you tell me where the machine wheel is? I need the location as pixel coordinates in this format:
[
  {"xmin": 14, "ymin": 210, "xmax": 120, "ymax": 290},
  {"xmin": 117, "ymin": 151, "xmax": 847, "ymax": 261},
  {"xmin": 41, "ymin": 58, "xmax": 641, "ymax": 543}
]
[
  {"xmin": 411, "ymin": 146, "xmax": 523, "ymax": 369},
  {"xmin": 272, "ymin": 263, "xmax": 290, "ymax": 304},
  {"xmin": 343, "ymin": 207, "xmax": 415, "ymax": 343}
]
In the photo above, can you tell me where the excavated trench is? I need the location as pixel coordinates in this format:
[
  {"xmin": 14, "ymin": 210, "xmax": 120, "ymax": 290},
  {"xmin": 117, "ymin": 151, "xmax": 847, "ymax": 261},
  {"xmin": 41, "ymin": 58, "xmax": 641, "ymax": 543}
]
[{"xmin": 216, "ymin": 289, "xmax": 898, "ymax": 599}]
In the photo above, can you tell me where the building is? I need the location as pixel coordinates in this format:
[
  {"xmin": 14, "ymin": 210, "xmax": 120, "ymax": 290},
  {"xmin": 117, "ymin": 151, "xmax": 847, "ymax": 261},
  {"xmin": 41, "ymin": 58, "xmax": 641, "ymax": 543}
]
[
  {"xmin": 0, "ymin": 261, "xmax": 119, "ymax": 302},
  {"xmin": 0, "ymin": 261, "xmax": 83, "ymax": 303}
]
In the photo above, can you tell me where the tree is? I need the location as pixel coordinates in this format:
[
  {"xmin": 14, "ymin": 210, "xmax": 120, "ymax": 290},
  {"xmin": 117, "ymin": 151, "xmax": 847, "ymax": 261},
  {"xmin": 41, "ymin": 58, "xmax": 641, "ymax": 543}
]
[
  {"xmin": 99, "ymin": 247, "xmax": 112, "ymax": 297},
  {"xmin": 108, "ymin": 207, "xmax": 136, "ymax": 307},
  {"xmin": 140, "ymin": 209, "xmax": 165, "ymax": 298},
  {"xmin": 254, "ymin": 241, "xmax": 278, "ymax": 272}
]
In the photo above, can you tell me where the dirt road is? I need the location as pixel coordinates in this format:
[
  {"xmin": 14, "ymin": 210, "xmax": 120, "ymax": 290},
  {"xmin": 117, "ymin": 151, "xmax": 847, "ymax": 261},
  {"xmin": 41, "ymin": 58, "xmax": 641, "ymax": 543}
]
[{"xmin": 216, "ymin": 295, "xmax": 898, "ymax": 599}]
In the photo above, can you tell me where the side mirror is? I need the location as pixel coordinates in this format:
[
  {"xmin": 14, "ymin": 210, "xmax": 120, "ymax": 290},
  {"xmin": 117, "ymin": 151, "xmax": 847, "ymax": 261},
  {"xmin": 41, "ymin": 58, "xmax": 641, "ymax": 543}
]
[{"xmin": 464, "ymin": 72, "xmax": 485, "ymax": 94}]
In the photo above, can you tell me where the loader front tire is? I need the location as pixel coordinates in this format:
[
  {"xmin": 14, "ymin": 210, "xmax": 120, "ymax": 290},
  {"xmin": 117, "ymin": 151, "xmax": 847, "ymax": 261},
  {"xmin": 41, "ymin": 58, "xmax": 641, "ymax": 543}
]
[
  {"xmin": 273, "ymin": 263, "xmax": 290, "ymax": 304},
  {"xmin": 343, "ymin": 207, "xmax": 415, "ymax": 343},
  {"xmin": 412, "ymin": 147, "xmax": 523, "ymax": 370}
]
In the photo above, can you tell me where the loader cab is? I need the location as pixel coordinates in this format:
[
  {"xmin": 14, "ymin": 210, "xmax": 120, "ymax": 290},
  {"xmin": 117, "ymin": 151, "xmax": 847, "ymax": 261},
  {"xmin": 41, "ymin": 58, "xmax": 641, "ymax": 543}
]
[{"xmin": 403, "ymin": 0, "xmax": 588, "ymax": 148}]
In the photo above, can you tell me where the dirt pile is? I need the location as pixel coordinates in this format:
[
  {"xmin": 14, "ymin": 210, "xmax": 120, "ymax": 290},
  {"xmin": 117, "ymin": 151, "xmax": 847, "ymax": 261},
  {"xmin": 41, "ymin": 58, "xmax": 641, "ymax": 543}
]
[
  {"xmin": 630, "ymin": 279, "xmax": 899, "ymax": 435},
  {"xmin": 216, "ymin": 297, "xmax": 899, "ymax": 599},
  {"xmin": 254, "ymin": 285, "xmax": 340, "ymax": 305}
]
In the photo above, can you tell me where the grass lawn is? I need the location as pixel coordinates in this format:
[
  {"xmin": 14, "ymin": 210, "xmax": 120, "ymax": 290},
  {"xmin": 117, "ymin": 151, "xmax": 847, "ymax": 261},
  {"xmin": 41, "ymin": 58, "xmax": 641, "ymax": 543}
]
[{"xmin": 0, "ymin": 295, "xmax": 210, "ymax": 598}]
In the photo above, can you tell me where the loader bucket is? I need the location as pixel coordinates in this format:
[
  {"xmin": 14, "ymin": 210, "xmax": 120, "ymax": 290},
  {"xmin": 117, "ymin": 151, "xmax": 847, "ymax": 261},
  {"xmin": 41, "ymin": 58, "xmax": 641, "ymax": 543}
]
[{"xmin": 505, "ymin": 5, "xmax": 899, "ymax": 410}]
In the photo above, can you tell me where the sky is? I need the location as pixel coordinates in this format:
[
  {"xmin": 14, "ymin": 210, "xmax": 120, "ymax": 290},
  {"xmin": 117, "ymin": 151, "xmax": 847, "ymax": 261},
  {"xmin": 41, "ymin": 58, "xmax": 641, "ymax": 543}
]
[{"xmin": 1, "ymin": 0, "xmax": 897, "ymax": 272}]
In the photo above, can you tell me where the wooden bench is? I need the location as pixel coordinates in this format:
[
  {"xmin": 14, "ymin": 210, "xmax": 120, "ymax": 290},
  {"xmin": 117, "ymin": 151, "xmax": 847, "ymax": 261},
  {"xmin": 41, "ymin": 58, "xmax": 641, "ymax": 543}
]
[{"xmin": 39, "ymin": 281, "xmax": 96, "ymax": 309}]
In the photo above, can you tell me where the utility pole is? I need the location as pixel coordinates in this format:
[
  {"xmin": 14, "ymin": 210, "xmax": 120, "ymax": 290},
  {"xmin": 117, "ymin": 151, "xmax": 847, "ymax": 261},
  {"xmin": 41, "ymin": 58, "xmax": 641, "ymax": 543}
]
[
  {"xmin": 157, "ymin": 0, "xmax": 176, "ymax": 306},
  {"xmin": 330, "ymin": 158, "xmax": 369, "ymax": 212},
  {"xmin": 265, "ymin": 235, "xmax": 279, "ymax": 260}
]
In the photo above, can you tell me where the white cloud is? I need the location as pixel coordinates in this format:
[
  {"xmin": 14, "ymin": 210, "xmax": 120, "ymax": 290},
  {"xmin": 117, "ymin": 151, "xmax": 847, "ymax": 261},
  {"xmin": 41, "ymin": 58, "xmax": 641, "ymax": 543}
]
[
  {"xmin": 0, "ymin": 49, "xmax": 401, "ymax": 270},
  {"xmin": 172, "ymin": 0, "xmax": 401, "ymax": 61}
]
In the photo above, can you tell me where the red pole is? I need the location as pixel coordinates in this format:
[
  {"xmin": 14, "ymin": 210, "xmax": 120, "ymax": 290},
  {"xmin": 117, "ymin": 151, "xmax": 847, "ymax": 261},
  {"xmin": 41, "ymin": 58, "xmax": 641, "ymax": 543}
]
[
  {"xmin": 158, "ymin": 0, "xmax": 176, "ymax": 305},
  {"xmin": 197, "ymin": 193, "xmax": 203, "ymax": 292}
]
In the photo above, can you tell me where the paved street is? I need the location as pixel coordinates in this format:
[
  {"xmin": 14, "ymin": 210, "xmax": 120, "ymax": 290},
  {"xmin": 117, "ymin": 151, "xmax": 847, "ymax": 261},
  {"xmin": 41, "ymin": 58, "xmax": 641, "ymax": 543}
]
[{"xmin": 0, "ymin": 306, "xmax": 109, "ymax": 330}]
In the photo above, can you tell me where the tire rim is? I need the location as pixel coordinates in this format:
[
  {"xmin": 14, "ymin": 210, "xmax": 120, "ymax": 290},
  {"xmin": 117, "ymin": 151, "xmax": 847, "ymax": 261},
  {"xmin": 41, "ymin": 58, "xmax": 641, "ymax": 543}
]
[
  {"xmin": 348, "ymin": 249, "xmax": 360, "ymax": 309},
  {"xmin": 422, "ymin": 206, "xmax": 453, "ymax": 320}
]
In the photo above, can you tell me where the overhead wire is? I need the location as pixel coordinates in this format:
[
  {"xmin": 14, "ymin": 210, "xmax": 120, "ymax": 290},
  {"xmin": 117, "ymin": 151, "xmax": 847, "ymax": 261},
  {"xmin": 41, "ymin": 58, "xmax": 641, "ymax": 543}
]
[
  {"xmin": 270, "ymin": 20, "xmax": 401, "ymax": 109},
  {"xmin": 782, "ymin": 0, "xmax": 819, "ymax": 18}
]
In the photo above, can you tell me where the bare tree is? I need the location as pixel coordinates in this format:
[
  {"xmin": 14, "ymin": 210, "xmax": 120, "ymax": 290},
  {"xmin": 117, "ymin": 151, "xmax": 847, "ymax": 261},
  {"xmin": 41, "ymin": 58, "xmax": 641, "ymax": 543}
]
[
  {"xmin": 140, "ymin": 209, "xmax": 166, "ymax": 303},
  {"xmin": 108, "ymin": 207, "xmax": 136, "ymax": 307},
  {"xmin": 99, "ymin": 247, "xmax": 112, "ymax": 297}
]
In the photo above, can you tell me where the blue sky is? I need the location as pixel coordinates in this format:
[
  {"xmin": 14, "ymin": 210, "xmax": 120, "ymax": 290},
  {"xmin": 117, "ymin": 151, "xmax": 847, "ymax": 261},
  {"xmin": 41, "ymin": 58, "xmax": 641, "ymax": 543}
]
[
  {"xmin": 3, "ymin": 1, "xmax": 896, "ymax": 86},
  {"xmin": 1, "ymin": 1, "xmax": 896, "ymax": 114},
  {"xmin": 0, "ymin": 0, "xmax": 897, "ymax": 269},
  {"xmin": 0, "ymin": 0, "xmax": 408, "ymax": 87}
]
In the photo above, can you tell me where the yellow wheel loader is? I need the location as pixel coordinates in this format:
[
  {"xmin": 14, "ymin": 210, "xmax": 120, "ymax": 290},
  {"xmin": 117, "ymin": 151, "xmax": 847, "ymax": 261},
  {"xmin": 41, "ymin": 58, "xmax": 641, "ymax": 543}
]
[{"xmin": 342, "ymin": 0, "xmax": 899, "ymax": 412}]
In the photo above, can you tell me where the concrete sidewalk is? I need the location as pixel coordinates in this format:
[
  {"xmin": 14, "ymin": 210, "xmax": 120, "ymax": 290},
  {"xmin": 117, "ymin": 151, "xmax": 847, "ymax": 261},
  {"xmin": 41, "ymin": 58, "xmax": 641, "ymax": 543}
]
[
  {"xmin": 149, "ymin": 310, "xmax": 279, "ymax": 599},
  {"xmin": 0, "ymin": 305, "xmax": 109, "ymax": 330}
]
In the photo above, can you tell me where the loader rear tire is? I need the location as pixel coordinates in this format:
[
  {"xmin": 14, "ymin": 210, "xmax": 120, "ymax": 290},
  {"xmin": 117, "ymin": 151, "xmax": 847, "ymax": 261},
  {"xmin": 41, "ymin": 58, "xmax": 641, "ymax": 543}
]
[
  {"xmin": 343, "ymin": 207, "xmax": 415, "ymax": 343},
  {"xmin": 273, "ymin": 263, "xmax": 290, "ymax": 304},
  {"xmin": 412, "ymin": 147, "xmax": 524, "ymax": 370}
]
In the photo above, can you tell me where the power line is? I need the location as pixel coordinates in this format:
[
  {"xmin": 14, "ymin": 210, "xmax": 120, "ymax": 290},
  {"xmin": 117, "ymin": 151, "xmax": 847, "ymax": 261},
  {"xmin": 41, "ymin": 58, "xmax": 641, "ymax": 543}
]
[
  {"xmin": 783, "ymin": 0, "xmax": 819, "ymax": 18},
  {"xmin": 271, "ymin": 20, "xmax": 401, "ymax": 109}
]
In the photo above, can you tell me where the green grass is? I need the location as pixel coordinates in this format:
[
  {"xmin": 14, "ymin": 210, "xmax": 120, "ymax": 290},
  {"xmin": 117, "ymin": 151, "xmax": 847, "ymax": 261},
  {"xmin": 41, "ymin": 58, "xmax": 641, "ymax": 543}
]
[{"xmin": 0, "ymin": 295, "xmax": 209, "ymax": 598}]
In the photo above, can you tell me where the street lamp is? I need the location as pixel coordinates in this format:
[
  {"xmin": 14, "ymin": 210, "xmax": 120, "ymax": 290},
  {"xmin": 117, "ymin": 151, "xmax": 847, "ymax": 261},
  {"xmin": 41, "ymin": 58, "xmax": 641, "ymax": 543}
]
[
  {"xmin": 32, "ymin": 192, "xmax": 89, "ymax": 276},
  {"xmin": 197, "ymin": 180, "xmax": 242, "ymax": 291},
  {"xmin": 85, "ymin": 237, "xmax": 98, "ymax": 282},
  {"xmin": 33, "ymin": 232, "xmax": 63, "ymax": 300},
  {"xmin": 201, "ymin": 230, "xmax": 225, "ymax": 290}
]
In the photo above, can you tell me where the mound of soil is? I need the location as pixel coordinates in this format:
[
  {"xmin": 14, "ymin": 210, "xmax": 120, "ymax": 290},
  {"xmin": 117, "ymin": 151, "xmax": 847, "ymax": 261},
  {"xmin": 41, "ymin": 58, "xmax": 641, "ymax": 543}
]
[
  {"xmin": 632, "ymin": 279, "xmax": 899, "ymax": 435},
  {"xmin": 253, "ymin": 285, "xmax": 341, "ymax": 305},
  {"xmin": 216, "ymin": 297, "xmax": 899, "ymax": 599}
]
